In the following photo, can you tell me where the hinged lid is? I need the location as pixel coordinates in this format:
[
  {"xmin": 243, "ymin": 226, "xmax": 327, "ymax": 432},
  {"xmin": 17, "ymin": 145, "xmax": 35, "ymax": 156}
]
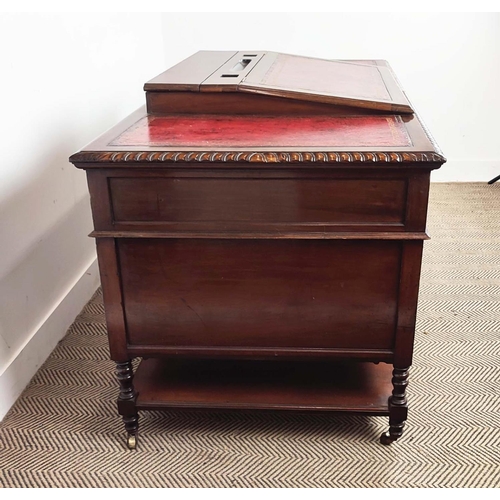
[{"xmin": 145, "ymin": 51, "xmax": 413, "ymax": 114}]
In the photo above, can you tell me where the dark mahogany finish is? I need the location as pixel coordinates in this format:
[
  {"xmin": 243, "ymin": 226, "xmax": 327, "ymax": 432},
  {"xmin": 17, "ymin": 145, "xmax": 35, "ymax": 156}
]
[
  {"xmin": 70, "ymin": 51, "xmax": 445, "ymax": 448},
  {"xmin": 109, "ymin": 176, "xmax": 407, "ymax": 226},
  {"xmin": 115, "ymin": 361, "xmax": 138, "ymax": 446},
  {"xmin": 118, "ymin": 239, "xmax": 401, "ymax": 350},
  {"xmin": 134, "ymin": 358, "xmax": 394, "ymax": 413}
]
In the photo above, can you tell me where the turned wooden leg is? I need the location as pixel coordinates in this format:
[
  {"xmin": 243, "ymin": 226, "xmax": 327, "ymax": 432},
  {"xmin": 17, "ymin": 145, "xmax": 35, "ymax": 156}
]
[
  {"xmin": 380, "ymin": 367, "xmax": 409, "ymax": 445},
  {"xmin": 115, "ymin": 360, "xmax": 139, "ymax": 449}
]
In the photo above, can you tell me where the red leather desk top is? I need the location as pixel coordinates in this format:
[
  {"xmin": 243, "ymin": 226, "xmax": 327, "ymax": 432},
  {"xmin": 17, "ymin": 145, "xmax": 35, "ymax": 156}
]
[{"xmin": 110, "ymin": 114, "xmax": 412, "ymax": 148}]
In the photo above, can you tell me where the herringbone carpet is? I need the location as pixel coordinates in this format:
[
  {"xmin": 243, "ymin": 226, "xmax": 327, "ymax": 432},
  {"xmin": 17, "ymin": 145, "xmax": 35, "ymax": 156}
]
[{"xmin": 1, "ymin": 183, "xmax": 499, "ymax": 488}]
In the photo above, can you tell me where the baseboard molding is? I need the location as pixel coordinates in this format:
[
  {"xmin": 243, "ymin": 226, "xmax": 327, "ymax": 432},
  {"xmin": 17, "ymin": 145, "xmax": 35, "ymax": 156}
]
[
  {"xmin": 0, "ymin": 258, "xmax": 100, "ymax": 421},
  {"xmin": 431, "ymin": 160, "xmax": 500, "ymax": 182}
]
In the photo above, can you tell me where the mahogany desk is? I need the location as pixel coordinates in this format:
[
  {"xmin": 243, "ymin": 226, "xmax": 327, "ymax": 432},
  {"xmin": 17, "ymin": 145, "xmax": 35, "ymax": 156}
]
[{"xmin": 70, "ymin": 51, "xmax": 445, "ymax": 448}]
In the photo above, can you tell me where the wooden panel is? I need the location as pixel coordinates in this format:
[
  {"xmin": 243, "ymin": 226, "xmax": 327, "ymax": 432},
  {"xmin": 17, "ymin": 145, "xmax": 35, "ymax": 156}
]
[
  {"xmin": 144, "ymin": 51, "xmax": 236, "ymax": 91},
  {"xmin": 95, "ymin": 238, "xmax": 128, "ymax": 361},
  {"xmin": 92, "ymin": 231, "xmax": 427, "ymax": 240},
  {"xmin": 109, "ymin": 177, "xmax": 407, "ymax": 226},
  {"xmin": 134, "ymin": 358, "xmax": 393, "ymax": 413},
  {"xmin": 118, "ymin": 239, "xmax": 401, "ymax": 350},
  {"xmin": 246, "ymin": 53, "xmax": 391, "ymax": 100},
  {"xmin": 128, "ymin": 345, "xmax": 393, "ymax": 361},
  {"xmin": 145, "ymin": 91, "xmax": 387, "ymax": 115},
  {"xmin": 201, "ymin": 51, "xmax": 265, "ymax": 91},
  {"xmin": 86, "ymin": 170, "xmax": 113, "ymax": 230},
  {"xmin": 240, "ymin": 53, "xmax": 413, "ymax": 113},
  {"xmin": 394, "ymin": 241, "xmax": 424, "ymax": 368},
  {"xmin": 405, "ymin": 172, "xmax": 431, "ymax": 231}
]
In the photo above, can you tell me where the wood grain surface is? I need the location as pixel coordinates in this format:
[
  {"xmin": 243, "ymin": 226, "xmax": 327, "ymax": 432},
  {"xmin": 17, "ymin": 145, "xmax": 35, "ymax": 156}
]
[
  {"xmin": 134, "ymin": 357, "xmax": 393, "ymax": 413},
  {"xmin": 109, "ymin": 177, "xmax": 407, "ymax": 225},
  {"xmin": 118, "ymin": 239, "xmax": 401, "ymax": 350}
]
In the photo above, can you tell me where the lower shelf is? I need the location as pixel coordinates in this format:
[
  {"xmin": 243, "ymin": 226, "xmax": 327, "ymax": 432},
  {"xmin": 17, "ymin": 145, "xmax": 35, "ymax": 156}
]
[{"xmin": 134, "ymin": 358, "xmax": 392, "ymax": 414}]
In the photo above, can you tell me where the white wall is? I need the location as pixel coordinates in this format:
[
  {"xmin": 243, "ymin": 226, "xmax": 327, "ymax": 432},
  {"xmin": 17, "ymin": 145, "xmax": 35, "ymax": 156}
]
[
  {"xmin": 161, "ymin": 12, "xmax": 500, "ymax": 182},
  {"xmin": 0, "ymin": 13, "xmax": 164, "ymax": 420}
]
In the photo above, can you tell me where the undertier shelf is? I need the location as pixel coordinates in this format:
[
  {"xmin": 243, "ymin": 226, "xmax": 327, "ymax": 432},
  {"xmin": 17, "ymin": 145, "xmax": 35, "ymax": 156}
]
[{"xmin": 134, "ymin": 358, "xmax": 393, "ymax": 414}]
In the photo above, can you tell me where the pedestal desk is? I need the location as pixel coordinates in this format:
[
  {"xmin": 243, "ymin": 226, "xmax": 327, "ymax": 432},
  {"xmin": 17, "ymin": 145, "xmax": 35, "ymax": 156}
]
[{"xmin": 70, "ymin": 51, "xmax": 445, "ymax": 448}]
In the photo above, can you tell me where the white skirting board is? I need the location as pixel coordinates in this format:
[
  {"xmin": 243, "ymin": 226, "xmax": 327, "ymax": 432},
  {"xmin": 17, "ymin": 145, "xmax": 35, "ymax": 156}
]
[{"xmin": 0, "ymin": 258, "xmax": 100, "ymax": 421}]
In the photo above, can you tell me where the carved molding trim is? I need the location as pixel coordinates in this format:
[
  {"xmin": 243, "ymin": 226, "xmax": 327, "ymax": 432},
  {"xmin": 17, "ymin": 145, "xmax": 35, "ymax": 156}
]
[{"xmin": 70, "ymin": 150, "xmax": 446, "ymax": 164}]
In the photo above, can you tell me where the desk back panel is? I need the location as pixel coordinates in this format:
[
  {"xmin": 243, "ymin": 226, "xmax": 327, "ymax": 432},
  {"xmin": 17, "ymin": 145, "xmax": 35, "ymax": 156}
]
[{"xmin": 118, "ymin": 239, "xmax": 401, "ymax": 351}]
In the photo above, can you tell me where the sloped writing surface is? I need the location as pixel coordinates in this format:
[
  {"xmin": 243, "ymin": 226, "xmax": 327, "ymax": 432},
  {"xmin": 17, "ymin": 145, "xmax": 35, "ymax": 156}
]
[
  {"xmin": 240, "ymin": 53, "xmax": 413, "ymax": 113},
  {"xmin": 254, "ymin": 54, "xmax": 391, "ymax": 100}
]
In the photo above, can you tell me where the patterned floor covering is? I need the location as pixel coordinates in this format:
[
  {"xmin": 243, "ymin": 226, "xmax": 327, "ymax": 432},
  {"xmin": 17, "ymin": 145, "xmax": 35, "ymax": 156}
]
[{"xmin": 0, "ymin": 183, "xmax": 499, "ymax": 487}]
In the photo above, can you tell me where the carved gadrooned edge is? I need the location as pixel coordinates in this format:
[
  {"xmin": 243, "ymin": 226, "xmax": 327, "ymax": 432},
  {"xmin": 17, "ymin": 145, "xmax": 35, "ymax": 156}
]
[{"xmin": 70, "ymin": 151, "xmax": 446, "ymax": 164}]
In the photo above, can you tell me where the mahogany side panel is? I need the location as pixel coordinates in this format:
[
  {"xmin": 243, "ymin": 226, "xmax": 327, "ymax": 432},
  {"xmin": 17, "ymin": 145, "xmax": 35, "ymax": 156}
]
[
  {"xmin": 109, "ymin": 177, "xmax": 407, "ymax": 225},
  {"xmin": 117, "ymin": 239, "xmax": 402, "ymax": 351},
  {"xmin": 86, "ymin": 170, "xmax": 114, "ymax": 231},
  {"xmin": 393, "ymin": 241, "xmax": 424, "ymax": 368},
  {"xmin": 95, "ymin": 238, "xmax": 128, "ymax": 361},
  {"xmin": 146, "ymin": 91, "xmax": 389, "ymax": 115},
  {"xmin": 405, "ymin": 172, "xmax": 431, "ymax": 232}
]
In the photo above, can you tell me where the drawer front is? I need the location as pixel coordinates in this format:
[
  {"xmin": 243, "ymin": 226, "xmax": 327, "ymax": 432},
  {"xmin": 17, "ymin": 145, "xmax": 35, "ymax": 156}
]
[
  {"xmin": 109, "ymin": 177, "xmax": 406, "ymax": 228},
  {"xmin": 118, "ymin": 239, "xmax": 401, "ymax": 350}
]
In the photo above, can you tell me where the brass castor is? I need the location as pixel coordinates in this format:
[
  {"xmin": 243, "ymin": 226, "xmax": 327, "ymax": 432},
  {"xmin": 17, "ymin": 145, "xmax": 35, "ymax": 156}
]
[
  {"xmin": 380, "ymin": 432, "xmax": 396, "ymax": 446},
  {"xmin": 127, "ymin": 434, "xmax": 137, "ymax": 450}
]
